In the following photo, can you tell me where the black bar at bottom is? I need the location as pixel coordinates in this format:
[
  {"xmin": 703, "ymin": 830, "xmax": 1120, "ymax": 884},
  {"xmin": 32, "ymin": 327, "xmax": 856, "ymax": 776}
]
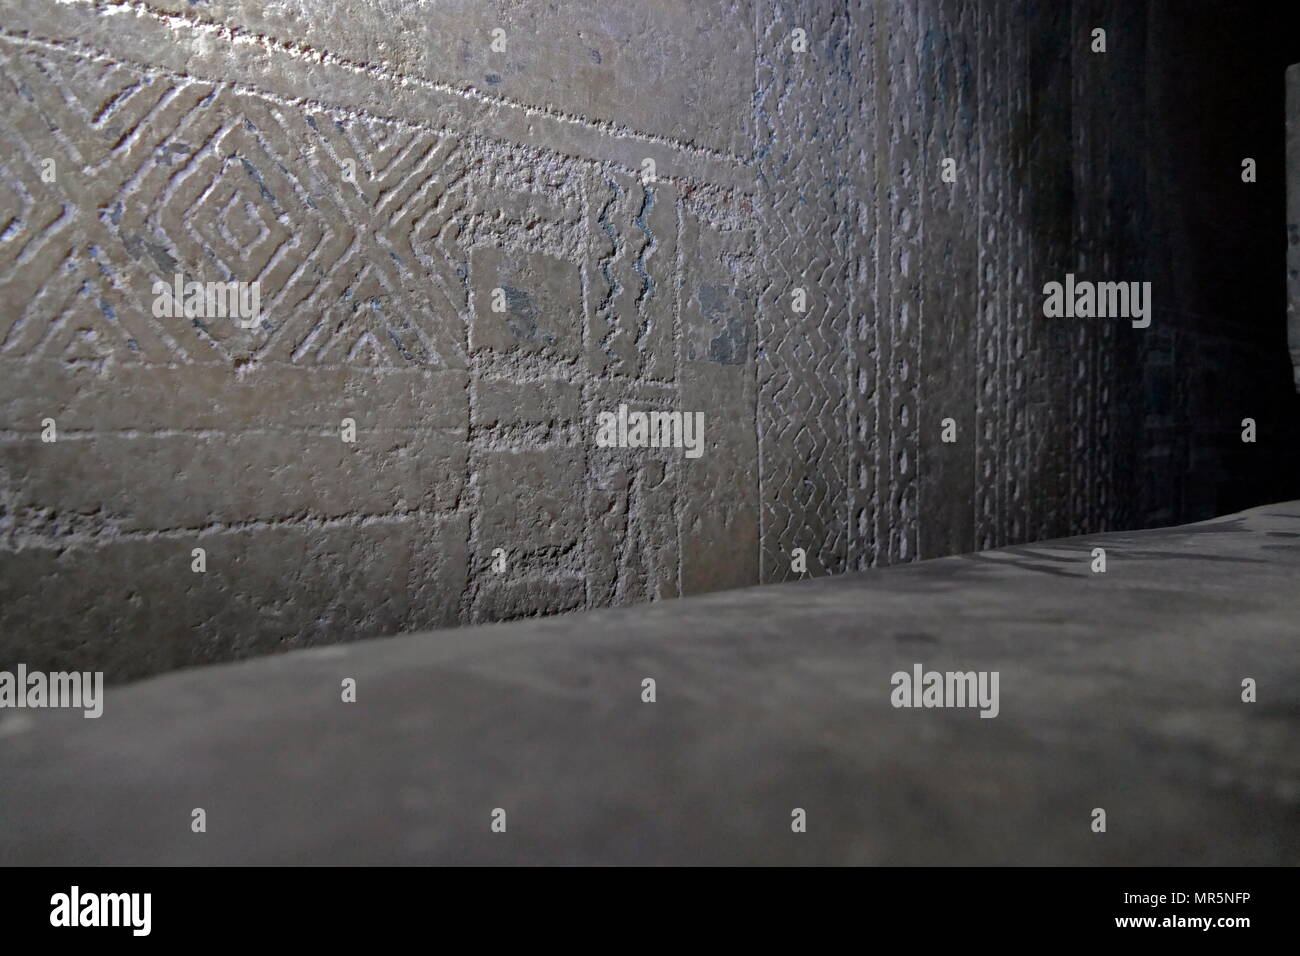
[{"xmin": 1, "ymin": 866, "xmax": 1285, "ymax": 942}]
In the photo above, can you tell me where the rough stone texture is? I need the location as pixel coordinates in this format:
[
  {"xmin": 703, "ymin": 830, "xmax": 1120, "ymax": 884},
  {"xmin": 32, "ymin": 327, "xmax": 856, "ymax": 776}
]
[
  {"xmin": 2, "ymin": 500, "xmax": 1298, "ymax": 866},
  {"xmin": 2, "ymin": 0, "xmax": 1299, "ymax": 681}
]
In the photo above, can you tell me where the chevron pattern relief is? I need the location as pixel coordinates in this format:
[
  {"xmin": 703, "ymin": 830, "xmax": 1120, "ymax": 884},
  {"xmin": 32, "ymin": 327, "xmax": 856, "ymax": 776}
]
[{"xmin": 0, "ymin": 0, "xmax": 1264, "ymax": 680}]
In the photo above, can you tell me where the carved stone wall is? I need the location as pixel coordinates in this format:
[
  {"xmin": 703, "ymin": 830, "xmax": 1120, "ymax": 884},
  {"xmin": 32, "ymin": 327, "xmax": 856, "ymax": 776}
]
[{"xmin": 2, "ymin": 0, "xmax": 1297, "ymax": 682}]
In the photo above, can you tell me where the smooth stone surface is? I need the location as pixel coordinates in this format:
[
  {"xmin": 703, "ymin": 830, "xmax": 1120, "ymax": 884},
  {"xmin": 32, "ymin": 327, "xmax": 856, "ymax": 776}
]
[{"xmin": 2, "ymin": 500, "xmax": 1298, "ymax": 865}]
